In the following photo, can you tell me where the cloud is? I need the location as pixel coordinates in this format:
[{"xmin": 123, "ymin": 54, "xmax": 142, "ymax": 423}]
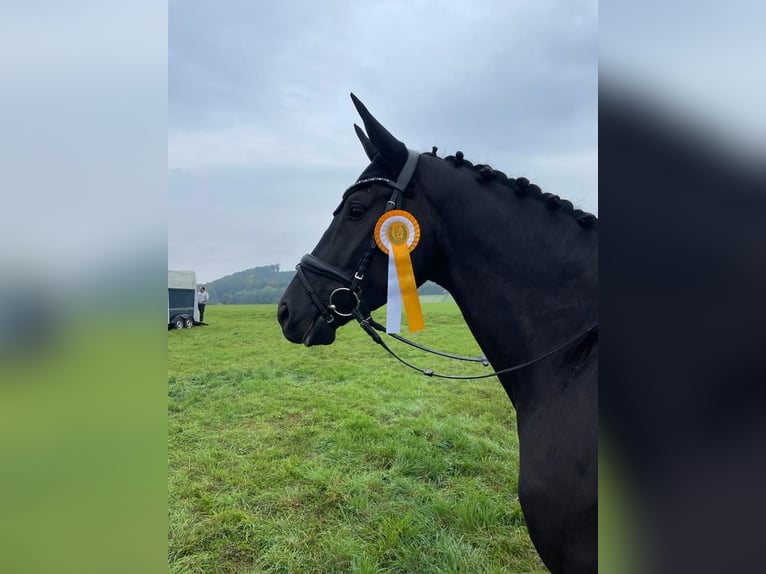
[
  {"xmin": 169, "ymin": 122, "xmax": 358, "ymax": 173},
  {"xmin": 169, "ymin": 0, "xmax": 598, "ymax": 280}
]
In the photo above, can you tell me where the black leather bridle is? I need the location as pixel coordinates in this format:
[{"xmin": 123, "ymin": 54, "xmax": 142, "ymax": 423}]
[
  {"xmin": 295, "ymin": 149, "xmax": 598, "ymax": 379},
  {"xmin": 296, "ymin": 149, "xmax": 420, "ymax": 325}
]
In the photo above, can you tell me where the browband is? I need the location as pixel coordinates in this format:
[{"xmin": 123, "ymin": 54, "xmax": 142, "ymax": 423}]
[{"xmin": 334, "ymin": 150, "xmax": 420, "ymax": 214}]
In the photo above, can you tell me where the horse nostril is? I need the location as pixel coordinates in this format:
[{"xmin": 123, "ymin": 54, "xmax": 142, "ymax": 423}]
[{"xmin": 277, "ymin": 301, "xmax": 290, "ymax": 325}]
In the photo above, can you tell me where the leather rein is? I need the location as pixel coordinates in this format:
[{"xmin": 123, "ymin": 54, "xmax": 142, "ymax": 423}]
[{"xmin": 296, "ymin": 150, "xmax": 598, "ymax": 380}]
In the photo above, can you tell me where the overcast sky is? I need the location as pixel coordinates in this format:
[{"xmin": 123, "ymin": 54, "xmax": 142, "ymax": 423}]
[{"xmin": 169, "ymin": 0, "xmax": 598, "ymax": 284}]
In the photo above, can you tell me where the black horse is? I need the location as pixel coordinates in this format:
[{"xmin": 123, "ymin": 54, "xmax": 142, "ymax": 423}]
[{"xmin": 278, "ymin": 94, "xmax": 598, "ymax": 573}]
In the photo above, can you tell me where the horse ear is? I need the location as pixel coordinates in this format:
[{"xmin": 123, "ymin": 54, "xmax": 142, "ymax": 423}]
[
  {"xmin": 354, "ymin": 124, "xmax": 377, "ymax": 161},
  {"xmin": 350, "ymin": 93, "xmax": 406, "ymax": 163}
]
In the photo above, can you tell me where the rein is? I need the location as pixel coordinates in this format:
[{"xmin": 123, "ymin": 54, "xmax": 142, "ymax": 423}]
[
  {"xmin": 296, "ymin": 149, "xmax": 598, "ymax": 380},
  {"xmin": 353, "ymin": 308, "xmax": 598, "ymax": 380}
]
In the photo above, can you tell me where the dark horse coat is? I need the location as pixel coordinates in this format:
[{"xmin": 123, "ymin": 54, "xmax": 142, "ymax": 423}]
[{"xmin": 278, "ymin": 95, "xmax": 598, "ymax": 573}]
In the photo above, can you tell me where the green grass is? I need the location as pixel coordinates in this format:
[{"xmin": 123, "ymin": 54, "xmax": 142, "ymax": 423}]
[{"xmin": 169, "ymin": 303, "xmax": 546, "ymax": 573}]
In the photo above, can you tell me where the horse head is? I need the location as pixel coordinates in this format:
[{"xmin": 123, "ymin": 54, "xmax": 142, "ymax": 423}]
[{"xmin": 278, "ymin": 94, "xmax": 439, "ymax": 346}]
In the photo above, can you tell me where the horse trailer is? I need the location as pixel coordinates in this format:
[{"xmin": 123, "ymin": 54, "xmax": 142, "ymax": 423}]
[{"xmin": 168, "ymin": 270, "xmax": 200, "ymax": 329}]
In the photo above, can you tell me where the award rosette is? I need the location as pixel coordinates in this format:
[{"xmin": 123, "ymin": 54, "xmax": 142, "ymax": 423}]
[{"xmin": 374, "ymin": 210, "xmax": 425, "ymax": 333}]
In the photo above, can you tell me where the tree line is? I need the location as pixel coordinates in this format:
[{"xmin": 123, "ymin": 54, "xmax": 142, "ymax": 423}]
[{"xmin": 204, "ymin": 264, "xmax": 446, "ymax": 304}]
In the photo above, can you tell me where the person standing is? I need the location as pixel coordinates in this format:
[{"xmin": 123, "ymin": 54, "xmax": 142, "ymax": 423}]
[{"xmin": 197, "ymin": 286, "xmax": 209, "ymax": 323}]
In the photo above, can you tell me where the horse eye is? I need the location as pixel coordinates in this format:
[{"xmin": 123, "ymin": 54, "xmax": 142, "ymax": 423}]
[{"xmin": 348, "ymin": 202, "xmax": 367, "ymax": 220}]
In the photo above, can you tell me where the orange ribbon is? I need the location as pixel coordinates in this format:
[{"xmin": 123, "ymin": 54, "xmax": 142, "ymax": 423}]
[{"xmin": 391, "ymin": 240, "xmax": 425, "ymax": 332}]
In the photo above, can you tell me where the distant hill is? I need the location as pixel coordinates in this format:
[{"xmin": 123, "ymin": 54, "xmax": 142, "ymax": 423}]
[
  {"xmin": 205, "ymin": 264, "xmax": 446, "ymax": 304},
  {"xmin": 205, "ymin": 264, "xmax": 295, "ymax": 304}
]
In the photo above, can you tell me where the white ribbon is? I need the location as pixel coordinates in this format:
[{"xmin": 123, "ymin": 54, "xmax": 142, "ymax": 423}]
[{"xmin": 385, "ymin": 251, "xmax": 403, "ymax": 333}]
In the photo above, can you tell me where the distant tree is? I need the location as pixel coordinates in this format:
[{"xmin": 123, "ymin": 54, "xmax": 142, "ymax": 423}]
[{"xmin": 206, "ymin": 265, "xmax": 296, "ymax": 304}]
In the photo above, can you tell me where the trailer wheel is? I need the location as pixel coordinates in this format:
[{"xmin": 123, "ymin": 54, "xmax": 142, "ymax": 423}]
[
  {"xmin": 172, "ymin": 316, "xmax": 185, "ymax": 330},
  {"xmin": 184, "ymin": 317, "xmax": 194, "ymax": 328}
]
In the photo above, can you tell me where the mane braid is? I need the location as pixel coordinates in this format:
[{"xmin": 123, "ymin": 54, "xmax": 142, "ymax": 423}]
[{"xmin": 443, "ymin": 151, "xmax": 597, "ymax": 228}]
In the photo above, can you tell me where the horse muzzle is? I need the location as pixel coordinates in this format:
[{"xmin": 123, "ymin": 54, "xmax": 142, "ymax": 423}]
[{"xmin": 277, "ymin": 298, "xmax": 337, "ymax": 346}]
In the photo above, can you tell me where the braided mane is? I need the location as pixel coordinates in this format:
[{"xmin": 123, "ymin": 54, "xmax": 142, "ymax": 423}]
[{"xmin": 426, "ymin": 147, "xmax": 597, "ymax": 229}]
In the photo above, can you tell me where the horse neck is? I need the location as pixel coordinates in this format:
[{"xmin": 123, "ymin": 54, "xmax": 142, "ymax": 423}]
[{"xmin": 422, "ymin": 161, "xmax": 598, "ymax": 399}]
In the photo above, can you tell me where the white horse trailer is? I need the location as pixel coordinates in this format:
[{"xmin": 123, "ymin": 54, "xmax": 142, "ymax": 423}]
[{"xmin": 168, "ymin": 270, "xmax": 200, "ymax": 329}]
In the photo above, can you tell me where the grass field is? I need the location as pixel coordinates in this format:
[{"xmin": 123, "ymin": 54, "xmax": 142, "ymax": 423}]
[{"xmin": 169, "ymin": 303, "xmax": 546, "ymax": 573}]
